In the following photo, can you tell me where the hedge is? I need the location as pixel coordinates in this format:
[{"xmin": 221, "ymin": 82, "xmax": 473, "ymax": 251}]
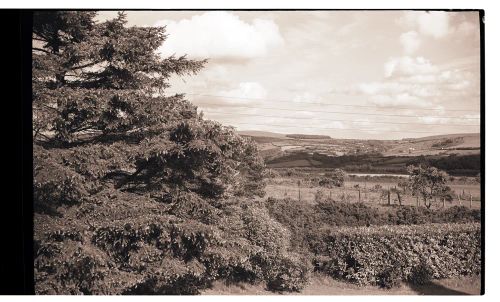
[
  {"xmin": 265, "ymin": 197, "xmax": 480, "ymax": 252},
  {"xmin": 311, "ymin": 223, "xmax": 481, "ymax": 287}
]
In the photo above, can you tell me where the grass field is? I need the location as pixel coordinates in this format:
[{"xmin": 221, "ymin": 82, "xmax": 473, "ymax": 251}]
[
  {"xmin": 203, "ymin": 274, "xmax": 481, "ymax": 295},
  {"xmin": 264, "ymin": 172, "xmax": 481, "ymax": 210}
]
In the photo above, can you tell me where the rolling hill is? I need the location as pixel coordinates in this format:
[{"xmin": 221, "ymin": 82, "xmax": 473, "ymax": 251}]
[{"xmin": 239, "ymin": 130, "xmax": 481, "ymax": 175}]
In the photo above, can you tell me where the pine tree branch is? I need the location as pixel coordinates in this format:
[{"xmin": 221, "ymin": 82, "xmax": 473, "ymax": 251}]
[{"xmin": 33, "ymin": 47, "xmax": 52, "ymax": 55}]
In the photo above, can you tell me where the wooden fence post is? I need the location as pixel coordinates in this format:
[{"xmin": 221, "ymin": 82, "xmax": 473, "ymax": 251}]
[
  {"xmin": 298, "ymin": 180, "xmax": 301, "ymax": 202},
  {"xmin": 358, "ymin": 188, "xmax": 361, "ymax": 203},
  {"xmin": 364, "ymin": 181, "xmax": 367, "ymax": 199},
  {"xmin": 458, "ymin": 194, "xmax": 462, "ymax": 206},
  {"xmin": 388, "ymin": 189, "xmax": 391, "ymax": 205},
  {"xmin": 470, "ymin": 193, "xmax": 472, "ymax": 209}
]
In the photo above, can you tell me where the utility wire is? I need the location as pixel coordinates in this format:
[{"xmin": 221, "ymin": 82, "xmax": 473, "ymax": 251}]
[
  {"xmin": 230, "ymin": 122, "xmax": 477, "ymax": 135},
  {"xmin": 192, "ymin": 102, "xmax": 480, "ymax": 120},
  {"xmin": 186, "ymin": 93, "xmax": 480, "ymax": 113},
  {"xmin": 200, "ymin": 110, "xmax": 480, "ymax": 127}
]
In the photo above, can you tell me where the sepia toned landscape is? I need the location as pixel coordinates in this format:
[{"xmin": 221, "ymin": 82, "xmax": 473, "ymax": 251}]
[{"xmin": 33, "ymin": 10, "xmax": 482, "ymax": 295}]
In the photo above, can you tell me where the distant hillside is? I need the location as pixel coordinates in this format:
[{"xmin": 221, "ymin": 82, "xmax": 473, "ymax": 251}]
[
  {"xmin": 286, "ymin": 134, "xmax": 331, "ymax": 139},
  {"xmin": 267, "ymin": 152, "xmax": 481, "ymax": 176},
  {"xmin": 255, "ymin": 131, "xmax": 481, "ymax": 175},
  {"xmin": 386, "ymin": 133, "xmax": 480, "ymax": 156},
  {"xmin": 237, "ymin": 130, "xmax": 288, "ymax": 139}
]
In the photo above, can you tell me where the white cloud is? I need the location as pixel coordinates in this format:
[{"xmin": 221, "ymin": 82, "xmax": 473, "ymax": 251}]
[
  {"xmin": 371, "ymin": 93, "xmax": 433, "ymax": 108},
  {"xmin": 359, "ymin": 82, "xmax": 429, "ymax": 98},
  {"xmin": 384, "ymin": 56, "xmax": 438, "ymax": 78},
  {"xmin": 292, "ymin": 92, "xmax": 323, "ymax": 103},
  {"xmin": 155, "ymin": 12, "xmax": 284, "ymax": 59},
  {"xmin": 219, "ymin": 82, "xmax": 268, "ymax": 102},
  {"xmin": 400, "ymin": 11, "xmax": 451, "ymax": 38},
  {"xmin": 399, "ymin": 31, "xmax": 421, "ymax": 54},
  {"xmin": 418, "ymin": 112, "xmax": 478, "ymax": 125},
  {"xmin": 342, "ymin": 56, "xmax": 477, "ymax": 111}
]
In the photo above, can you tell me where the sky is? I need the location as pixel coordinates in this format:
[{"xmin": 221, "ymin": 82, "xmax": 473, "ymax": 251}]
[{"xmin": 97, "ymin": 10, "xmax": 481, "ymax": 139}]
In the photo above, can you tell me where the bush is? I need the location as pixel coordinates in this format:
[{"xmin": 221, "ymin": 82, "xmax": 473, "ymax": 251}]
[
  {"xmin": 265, "ymin": 197, "xmax": 321, "ymax": 251},
  {"xmin": 312, "ymin": 223, "xmax": 481, "ymax": 286},
  {"xmin": 265, "ymin": 253, "xmax": 311, "ymax": 292},
  {"xmin": 408, "ymin": 261, "xmax": 433, "ymax": 285},
  {"xmin": 35, "ymin": 191, "xmax": 312, "ymax": 294},
  {"xmin": 319, "ymin": 169, "xmax": 346, "ymax": 188},
  {"xmin": 313, "ymin": 200, "xmax": 380, "ymax": 227},
  {"xmin": 376, "ymin": 264, "xmax": 403, "ymax": 289}
]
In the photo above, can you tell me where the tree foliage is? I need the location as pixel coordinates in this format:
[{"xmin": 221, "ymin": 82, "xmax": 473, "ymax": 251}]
[
  {"xmin": 407, "ymin": 165, "xmax": 452, "ymax": 209},
  {"xmin": 33, "ymin": 11, "xmax": 303, "ymax": 294},
  {"xmin": 318, "ymin": 169, "xmax": 346, "ymax": 188}
]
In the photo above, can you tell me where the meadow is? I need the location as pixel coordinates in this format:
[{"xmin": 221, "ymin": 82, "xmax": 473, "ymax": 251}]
[{"xmin": 264, "ymin": 168, "xmax": 481, "ymax": 210}]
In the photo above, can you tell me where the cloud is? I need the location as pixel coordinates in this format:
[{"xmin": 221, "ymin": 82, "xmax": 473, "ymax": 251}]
[
  {"xmin": 418, "ymin": 112, "xmax": 479, "ymax": 125},
  {"xmin": 155, "ymin": 12, "xmax": 284, "ymax": 59},
  {"xmin": 399, "ymin": 31, "xmax": 421, "ymax": 54},
  {"xmin": 292, "ymin": 92, "xmax": 323, "ymax": 103},
  {"xmin": 399, "ymin": 11, "xmax": 451, "ymax": 38},
  {"xmin": 339, "ymin": 56, "xmax": 477, "ymax": 111},
  {"xmin": 371, "ymin": 93, "xmax": 433, "ymax": 108},
  {"xmin": 384, "ymin": 56, "xmax": 438, "ymax": 78},
  {"xmin": 218, "ymin": 82, "xmax": 268, "ymax": 102}
]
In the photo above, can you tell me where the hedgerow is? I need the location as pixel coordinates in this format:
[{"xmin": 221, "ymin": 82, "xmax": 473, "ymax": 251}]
[
  {"xmin": 311, "ymin": 223, "xmax": 481, "ymax": 287},
  {"xmin": 266, "ymin": 197, "xmax": 480, "ymax": 252}
]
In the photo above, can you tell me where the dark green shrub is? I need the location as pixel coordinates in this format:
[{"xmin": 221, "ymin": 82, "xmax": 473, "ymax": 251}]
[
  {"xmin": 265, "ymin": 253, "xmax": 311, "ymax": 292},
  {"xmin": 408, "ymin": 262, "xmax": 433, "ymax": 285},
  {"xmin": 376, "ymin": 265, "xmax": 403, "ymax": 289},
  {"xmin": 319, "ymin": 169, "xmax": 346, "ymax": 188}
]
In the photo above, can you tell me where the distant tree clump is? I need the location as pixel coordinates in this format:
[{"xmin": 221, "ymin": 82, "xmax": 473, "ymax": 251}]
[
  {"xmin": 33, "ymin": 11, "xmax": 308, "ymax": 294},
  {"xmin": 285, "ymin": 134, "xmax": 331, "ymax": 139},
  {"xmin": 319, "ymin": 169, "xmax": 346, "ymax": 188}
]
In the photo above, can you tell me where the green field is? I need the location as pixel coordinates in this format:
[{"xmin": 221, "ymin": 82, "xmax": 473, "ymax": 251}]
[{"xmin": 264, "ymin": 170, "xmax": 481, "ymax": 210}]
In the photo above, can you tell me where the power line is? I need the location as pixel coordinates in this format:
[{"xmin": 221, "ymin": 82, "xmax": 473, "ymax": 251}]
[
  {"xmin": 186, "ymin": 93, "xmax": 480, "ymax": 113},
  {"xmin": 200, "ymin": 110, "xmax": 480, "ymax": 127},
  {"xmin": 230, "ymin": 122, "xmax": 477, "ymax": 135},
  {"xmin": 192, "ymin": 102, "xmax": 480, "ymax": 120}
]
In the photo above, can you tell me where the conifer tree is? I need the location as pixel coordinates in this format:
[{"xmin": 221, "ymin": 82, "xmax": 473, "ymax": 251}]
[{"xmin": 33, "ymin": 11, "xmax": 307, "ymax": 294}]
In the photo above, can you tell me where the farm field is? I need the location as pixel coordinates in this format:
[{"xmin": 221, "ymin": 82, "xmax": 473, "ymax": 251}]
[
  {"xmin": 264, "ymin": 170, "xmax": 481, "ymax": 210},
  {"xmin": 243, "ymin": 132, "xmax": 480, "ymax": 158}
]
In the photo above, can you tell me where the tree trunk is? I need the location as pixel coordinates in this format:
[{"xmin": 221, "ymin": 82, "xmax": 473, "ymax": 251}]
[{"xmin": 424, "ymin": 197, "xmax": 431, "ymax": 209}]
